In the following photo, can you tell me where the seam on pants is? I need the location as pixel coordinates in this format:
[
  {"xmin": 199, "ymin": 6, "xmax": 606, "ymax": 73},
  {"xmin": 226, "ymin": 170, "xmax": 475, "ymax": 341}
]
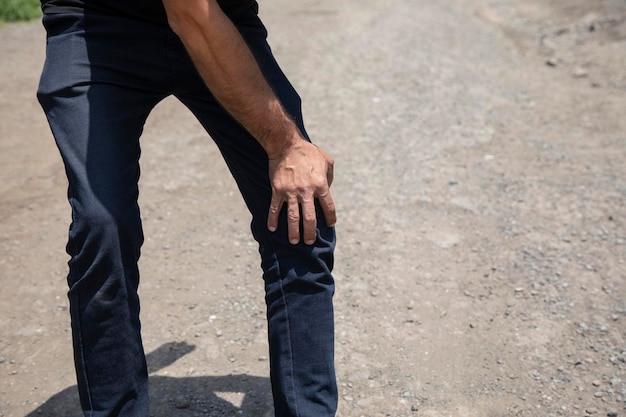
[
  {"xmin": 67, "ymin": 186, "xmax": 95, "ymax": 417},
  {"xmin": 247, "ymin": 180, "xmax": 301, "ymax": 417},
  {"xmin": 41, "ymin": 86, "xmax": 95, "ymax": 415},
  {"xmin": 275, "ymin": 260, "xmax": 300, "ymax": 417},
  {"xmin": 226, "ymin": 157, "xmax": 301, "ymax": 417}
]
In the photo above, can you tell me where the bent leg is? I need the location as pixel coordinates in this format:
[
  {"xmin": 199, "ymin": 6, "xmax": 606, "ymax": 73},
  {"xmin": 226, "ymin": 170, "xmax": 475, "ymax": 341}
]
[
  {"xmin": 172, "ymin": 10, "xmax": 337, "ymax": 417},
  {"xmin": 37, "ymin": 13, "xmax": 166, "ymax": 417}
]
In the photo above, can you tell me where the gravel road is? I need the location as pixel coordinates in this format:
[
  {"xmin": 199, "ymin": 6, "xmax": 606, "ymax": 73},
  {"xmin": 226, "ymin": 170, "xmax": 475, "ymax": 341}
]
[{"xmin": 1, "ymin": 0, "xmax": 625, "ymax": 416}]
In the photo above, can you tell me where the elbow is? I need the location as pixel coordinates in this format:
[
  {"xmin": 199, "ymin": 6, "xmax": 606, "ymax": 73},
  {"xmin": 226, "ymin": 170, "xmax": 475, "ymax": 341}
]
[
  {"xmin": 163, "ymin": 0, "xmax": 208, "ymax": 38},
  {"xmin": 165, "ymin": 9, "xmax": 191, "ymax": 37}
]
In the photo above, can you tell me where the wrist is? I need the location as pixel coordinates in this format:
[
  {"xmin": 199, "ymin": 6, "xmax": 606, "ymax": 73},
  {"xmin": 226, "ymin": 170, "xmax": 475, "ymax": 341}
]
[{"xmin": 262, "ymin": 123, "xmax": 304, "ymax": 160}]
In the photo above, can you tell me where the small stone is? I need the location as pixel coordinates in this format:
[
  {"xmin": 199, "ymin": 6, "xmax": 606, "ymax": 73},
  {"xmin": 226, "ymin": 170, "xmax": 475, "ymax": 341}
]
[
  {"xmin": 174, "ymin": 396, "xmax": 191, "ymax": 409},
  {"xmin": 594, "ymin": 391, "xmax": 604, "ymax": 398},
  {"xmin": 586, "ymin": 408, "xmax": 598, "ymax": 415},
  {"xmin": 592, "ymin": 380, "xmax": 601, "ymax": 387},
  {"xmin": 258, "ymin": 356, "xmax": 268, "ymax": 361},
  {"xmin": 573, "ymin": 67, "xmax": 589, "ymax": 78},
  {"xmin": 546, "ymin": 58, "xmax": 558, "ymax": 67},
  {"xmin": 411, "ymin": 404, "xmax": 420, "ymax": 412},
  {"xmin": 0, "ymin": 356, "xmax": 5, "ymax": 364},
  {"xmin": 607, "ymin": 412, "xmax": 618, "ymax": 417}
]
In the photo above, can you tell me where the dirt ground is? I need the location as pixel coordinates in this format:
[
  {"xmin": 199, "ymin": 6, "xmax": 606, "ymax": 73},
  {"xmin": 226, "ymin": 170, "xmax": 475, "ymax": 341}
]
[{"xmin": 1, "ymin": 0, "xmax": 625, "ymax": 416}]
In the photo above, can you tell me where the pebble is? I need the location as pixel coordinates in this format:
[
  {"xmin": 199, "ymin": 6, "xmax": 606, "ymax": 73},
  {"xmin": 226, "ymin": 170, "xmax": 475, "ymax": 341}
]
[
  {"xmin": 0, "ymin": 356, "xmax": 5, "ymax": 364},
  {"xmin": 573, "ymin": 67, "xmax": 589, "ymax": 78},
  {"xmin": 174, "ymin": 396, "xmax": 191, "ymax": 409},
  {"xmin": 607, "ymin": 412, "xmax": 618, "ymax": 417},
  {"xmin": 593, "ymin": 391, "xmax": 604, "ymax": 398},
  {"xmin": 411, "ymin": 404, "xmax": 420, "ymax": 412}
]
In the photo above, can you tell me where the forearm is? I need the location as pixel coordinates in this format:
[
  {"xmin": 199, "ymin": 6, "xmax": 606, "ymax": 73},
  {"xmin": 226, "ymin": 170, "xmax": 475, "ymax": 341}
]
[
  {"xmin": 163, "ymin": 0, "xmax": 337, "ymax": 242},
  {"xmin": 163, "ymin": 0, "xmax": 301, "ymax": 158}
]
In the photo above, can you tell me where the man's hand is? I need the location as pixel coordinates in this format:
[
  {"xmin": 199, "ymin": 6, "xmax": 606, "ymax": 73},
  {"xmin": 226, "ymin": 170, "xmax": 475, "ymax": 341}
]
[
  {"xmin": 267, "ymin": 140, "xmax": 336, "ymax": 245},
  {"xmin": 162, "ymin": 0, "xmax": 336, "ymax": 244}
]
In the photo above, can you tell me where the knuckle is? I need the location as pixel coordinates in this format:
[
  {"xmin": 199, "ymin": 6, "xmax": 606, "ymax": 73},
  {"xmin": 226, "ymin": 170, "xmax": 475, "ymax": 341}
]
[
  {"xmin": 317, "ymin": 188, "xmax": 330, "ymax": 198},
  {"xmin": 296, "ymin": 185, "xmax": 309, "ymax": 195}
]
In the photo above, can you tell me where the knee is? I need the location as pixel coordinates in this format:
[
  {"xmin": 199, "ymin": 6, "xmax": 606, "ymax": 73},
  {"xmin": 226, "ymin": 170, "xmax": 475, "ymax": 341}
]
[{"xmin": 69, "ymin": 199, "xmax": 144, "ymax": 254}]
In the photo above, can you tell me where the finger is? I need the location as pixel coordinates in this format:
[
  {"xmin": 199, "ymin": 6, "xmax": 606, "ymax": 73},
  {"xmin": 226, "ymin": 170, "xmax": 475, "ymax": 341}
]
[
  {"xmin": 301, "ymin": 197, "xmax": 317, "ymax": 245},
  {"xmin": 267, "ymin": 192, "xmax": 282, "ymax": 232},
  {"xmin": 286, "ymin": 197, "xmax": 301, "ymax": 244},
  {"xmin": 317, "ymin": 188, "xmax": 337, "ymax": 227},
  {"xmin": 323, "ymin": 150, "xmax": 334, "ymax": 187},
  {"xmin": 326, "ymin": 160, "xmax": 334, "ymax": 187}
]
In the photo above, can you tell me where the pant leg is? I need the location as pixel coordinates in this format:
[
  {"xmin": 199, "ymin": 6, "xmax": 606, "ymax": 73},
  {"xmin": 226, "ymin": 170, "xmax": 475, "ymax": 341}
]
[
  {"xmin": 37, "ymin": 12, "xmax": 168, "ymax": 417},
  {"xmin": 169, "ymin": 10, "xmax": 338, "ymax": 417}
]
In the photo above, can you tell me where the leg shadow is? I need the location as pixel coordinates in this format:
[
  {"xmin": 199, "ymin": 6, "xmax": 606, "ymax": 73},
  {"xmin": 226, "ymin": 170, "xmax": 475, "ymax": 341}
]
[{"xmin": 24, "ymin": 342, "xmax": 273, "ymax": 417}]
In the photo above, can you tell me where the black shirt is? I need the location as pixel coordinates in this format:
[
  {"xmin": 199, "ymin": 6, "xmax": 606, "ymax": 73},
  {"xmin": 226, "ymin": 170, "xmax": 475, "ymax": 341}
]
[{"xmin": 40, "ymin": 0, "xmax": 257, "ymax": 23}]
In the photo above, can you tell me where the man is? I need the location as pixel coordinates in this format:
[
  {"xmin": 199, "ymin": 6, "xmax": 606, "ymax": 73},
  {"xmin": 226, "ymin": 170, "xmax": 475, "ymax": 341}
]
[{"xmin": 36, "ymin": 0, "xmax": 338, "ymax": 416}]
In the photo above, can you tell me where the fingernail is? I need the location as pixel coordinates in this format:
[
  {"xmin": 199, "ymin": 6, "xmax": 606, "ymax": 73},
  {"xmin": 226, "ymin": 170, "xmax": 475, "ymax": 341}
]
[
  {"xmin": 290, "ymin": 239, "xmax": 299, "ymax": 245},
  {"xmin": 305, "ymin": 239, "xmax": 315, "ymax": 245},
  {"xmin": 268, "ymin": 226, "xmax": 276, "ymax": 232}
]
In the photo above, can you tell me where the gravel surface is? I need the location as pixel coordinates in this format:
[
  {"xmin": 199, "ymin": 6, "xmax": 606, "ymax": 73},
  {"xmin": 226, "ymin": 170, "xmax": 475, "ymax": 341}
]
[{"xmin": 0, "ymin": 0, "xmax": 625, "ymax": 416}]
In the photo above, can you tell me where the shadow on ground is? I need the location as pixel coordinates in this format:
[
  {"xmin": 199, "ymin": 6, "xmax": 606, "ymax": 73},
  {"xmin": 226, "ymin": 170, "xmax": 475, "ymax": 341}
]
[{"xmin": 24, "ymin": 342, "xmax": 273, "ymax": 417}]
